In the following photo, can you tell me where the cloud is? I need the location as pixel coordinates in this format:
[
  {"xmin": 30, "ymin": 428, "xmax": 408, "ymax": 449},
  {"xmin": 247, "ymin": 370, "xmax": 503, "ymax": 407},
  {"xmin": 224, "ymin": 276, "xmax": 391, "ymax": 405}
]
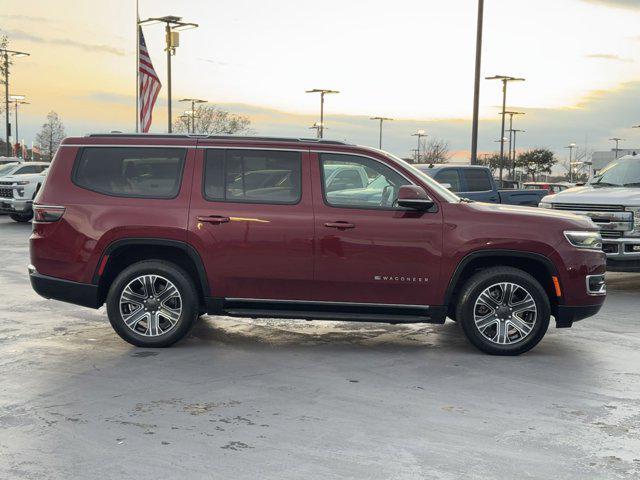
[
  {"xmin": 581, "ymin": 0, "xmax": 640, "ymax": 10},
  {"xmin": 584, "ymin": 53, "xmax": 633, "ymax": 62},
  {"xmin": 3, "ymin": 28, "xmax": 125, "ymax": 56},
  {"xmin": 0, "ymin": 14, "xmax": 51, "ymax": 23}
]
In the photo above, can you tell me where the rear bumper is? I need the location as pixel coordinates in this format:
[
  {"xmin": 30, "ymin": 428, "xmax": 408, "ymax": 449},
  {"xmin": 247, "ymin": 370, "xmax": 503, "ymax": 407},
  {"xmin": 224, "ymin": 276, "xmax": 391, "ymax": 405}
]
[
  {"xmin": 28, "ymin": 265, "xmax": 101, "ymax": 309},
  {"xmin": 554, "ymin": 304, "xmax": 603, "ymax": 328}
]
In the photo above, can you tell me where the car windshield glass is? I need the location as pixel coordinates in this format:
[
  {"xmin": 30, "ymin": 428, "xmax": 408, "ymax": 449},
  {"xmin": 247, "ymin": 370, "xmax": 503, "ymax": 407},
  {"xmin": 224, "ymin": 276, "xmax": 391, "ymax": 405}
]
[
  {"xmin": 0, "ymin": 163, "xmax": 18, "ymax": 176},
  {"xmin": 382, "ymin": 153, "xmax": 461, "ymax": 202},
  {"xmin": 591, "ymin": 157, "xmax": 640, "ymax": 187}
]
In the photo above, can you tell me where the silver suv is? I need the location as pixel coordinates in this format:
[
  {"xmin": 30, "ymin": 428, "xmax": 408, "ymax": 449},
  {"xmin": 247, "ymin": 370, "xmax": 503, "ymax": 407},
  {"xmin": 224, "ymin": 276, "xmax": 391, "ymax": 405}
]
[{"xmin": 540, "ymin": 154, "xmax": 640, "ymax": 272}]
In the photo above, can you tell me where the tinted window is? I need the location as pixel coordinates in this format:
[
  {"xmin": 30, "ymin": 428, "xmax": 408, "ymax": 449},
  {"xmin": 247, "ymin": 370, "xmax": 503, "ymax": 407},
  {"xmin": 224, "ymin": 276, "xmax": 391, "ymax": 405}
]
[
  {"xmin": 320, "ymin": 154, "xmax": 410, "ymax": 209},
  {"xmin": 74, "ymin": 147, "xmax": 186, "ymax": 198},
  {"xmin": 434, "ymin": 169, "xmax": 462, "ymax": 192},
  {"xmin": 16, "ymin": 165, "xmax": 38, "ymax": 174},
  {"xmin": 204, "ymin": 149, "xmax": 301, "ymax": 204},
  {"xmin": 462, "ymin": 169, "xmax": 492, "ymax": 191}
]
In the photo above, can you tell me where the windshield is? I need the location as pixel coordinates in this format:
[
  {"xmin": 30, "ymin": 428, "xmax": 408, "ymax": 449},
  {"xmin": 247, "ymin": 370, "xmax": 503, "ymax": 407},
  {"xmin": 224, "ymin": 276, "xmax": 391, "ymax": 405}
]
[
  {"xmin": 591, "ymin": 157, "xmax": 640, "ymax": 187},
  {"xmin": 0, "ymin": 163, "xmax": 18, "ymax": 176},
  {"xmin": 381, "ymin": 152, "xmax": 461, "ymax": 202}
]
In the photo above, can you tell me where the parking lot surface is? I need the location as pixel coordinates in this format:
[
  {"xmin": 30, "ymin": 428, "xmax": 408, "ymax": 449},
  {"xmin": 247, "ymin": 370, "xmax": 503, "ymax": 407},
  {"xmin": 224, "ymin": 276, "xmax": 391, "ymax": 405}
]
[{"xmin": 1, "ymin": 216, "xmax": 639, "ymax": 479}]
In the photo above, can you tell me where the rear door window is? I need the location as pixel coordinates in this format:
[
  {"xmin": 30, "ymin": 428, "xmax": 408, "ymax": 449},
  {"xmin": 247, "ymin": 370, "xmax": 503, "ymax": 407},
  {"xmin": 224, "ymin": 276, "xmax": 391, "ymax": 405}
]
[
  {"xmin": 434, "ymin": 169, "xmax": 462, "ymax": 192},
  {"xmin": 204, "ymin": 149, "xmax": 301, "ymax": 204},
  {"xmin": 462, "ymin": 169, "xmax": 493, "ymax": 192},
  {"xmin": 73, "ymin": 147, "xmax": 186, "ymax": 198}
]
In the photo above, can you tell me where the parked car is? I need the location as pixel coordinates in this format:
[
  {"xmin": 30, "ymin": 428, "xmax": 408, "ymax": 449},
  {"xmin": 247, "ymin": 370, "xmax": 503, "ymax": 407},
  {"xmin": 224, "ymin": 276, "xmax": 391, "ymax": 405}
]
[
  {"xmin": 29, "ymin": 134, "xmax": 606, "ymax": 355},
  {"xmin": 523, "ymin": 182, "xmax": 570, "ymax": 194},
  {"xmin": 416, "ymin": 164, "xmax": 548, "ymax": 206},
  {"xmin": 0, "ymin": 161, "xmax": 50, "ymax": 222},
  {"xmin": 0, "ymin": 156, "xmax": 23, "ymax": 167},
  {"xmin": 540, "ymin": 154, "xmax": 640, "ymax": 272}
]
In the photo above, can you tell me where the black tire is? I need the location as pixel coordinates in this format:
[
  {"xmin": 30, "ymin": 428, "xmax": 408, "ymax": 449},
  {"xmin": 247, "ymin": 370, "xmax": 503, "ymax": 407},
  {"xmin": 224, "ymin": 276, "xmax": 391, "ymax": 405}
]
[
  {"xmin": 10, "ymin": 212, "xmax": 33, "ymax": 222},
  {"xmin": 106, "ymin": 260, "xmax": 199, "ymax": 348},
  {"xmin": 455, "ymin": 266, "xmax": 550, "ymax": 355}
]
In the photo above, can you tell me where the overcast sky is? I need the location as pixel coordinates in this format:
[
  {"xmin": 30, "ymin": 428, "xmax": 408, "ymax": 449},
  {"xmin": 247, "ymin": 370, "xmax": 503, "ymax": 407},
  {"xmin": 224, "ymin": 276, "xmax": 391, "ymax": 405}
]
[{"xmin": 2, "ymin": 0, "xmax": 640, "ymax": 161}]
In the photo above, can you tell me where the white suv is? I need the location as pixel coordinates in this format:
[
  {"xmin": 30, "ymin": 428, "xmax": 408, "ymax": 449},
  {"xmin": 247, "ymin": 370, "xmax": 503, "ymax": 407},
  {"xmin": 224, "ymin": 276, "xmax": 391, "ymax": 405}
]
[{"xmin": 0, "ymin": 162, "xmax": 50, "ymax": 222}]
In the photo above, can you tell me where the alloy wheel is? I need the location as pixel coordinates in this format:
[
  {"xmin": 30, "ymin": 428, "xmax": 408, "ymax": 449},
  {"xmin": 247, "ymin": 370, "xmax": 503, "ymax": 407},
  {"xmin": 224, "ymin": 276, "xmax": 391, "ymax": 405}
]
[
  {"xmin": 119, "ymin": 274, "xmax": 182, "ymax": 337},
  {"xmin": 473, "ymin": 282, "xmax": 537, "ymax": 345}
]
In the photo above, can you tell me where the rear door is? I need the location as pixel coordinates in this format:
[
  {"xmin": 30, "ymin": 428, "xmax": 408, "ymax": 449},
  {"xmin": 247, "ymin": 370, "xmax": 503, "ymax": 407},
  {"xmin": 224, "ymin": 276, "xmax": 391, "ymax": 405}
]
[{"xmin": 187, "ymin": 145, "xmax": 314, "ymax": 301}]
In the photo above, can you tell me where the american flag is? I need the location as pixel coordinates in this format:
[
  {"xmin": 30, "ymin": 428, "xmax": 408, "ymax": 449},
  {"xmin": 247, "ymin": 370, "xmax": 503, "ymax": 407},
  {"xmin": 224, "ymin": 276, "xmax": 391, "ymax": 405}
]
[{"xmin": 138, "ymin": 26, "xmax": 161, "ymax": 132}]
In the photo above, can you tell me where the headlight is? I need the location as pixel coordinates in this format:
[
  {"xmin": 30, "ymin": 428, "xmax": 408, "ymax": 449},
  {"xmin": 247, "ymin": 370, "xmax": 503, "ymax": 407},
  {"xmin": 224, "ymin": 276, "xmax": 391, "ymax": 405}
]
[
  {"xmin": 626, "ymin": 207, "xmax": 640, "ymax": 237},
  {"xmin": 564, "ymin": 231, "xmax": 603, "ymax": 250},
  {"xmin": 539, "ymin": 202, "xmax": 552, "ymax": 209},
  {"xmin": 15, "ymin": 181, "xmax": 30, "ymax": 186}
]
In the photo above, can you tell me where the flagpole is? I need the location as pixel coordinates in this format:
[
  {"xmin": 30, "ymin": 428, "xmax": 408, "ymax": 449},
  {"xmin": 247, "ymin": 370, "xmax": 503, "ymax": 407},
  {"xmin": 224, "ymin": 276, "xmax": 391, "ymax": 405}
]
[{"xmin": 135, "ymin": 0, "xmax": 140, "ymax": 133}]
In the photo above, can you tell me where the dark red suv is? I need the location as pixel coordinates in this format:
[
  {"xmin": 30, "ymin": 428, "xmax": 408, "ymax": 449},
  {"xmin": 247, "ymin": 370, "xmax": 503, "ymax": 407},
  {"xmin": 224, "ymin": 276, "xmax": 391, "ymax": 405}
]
[{"xmin": 29, "ymin": 134, "xmax": 607, "ymax": 355}]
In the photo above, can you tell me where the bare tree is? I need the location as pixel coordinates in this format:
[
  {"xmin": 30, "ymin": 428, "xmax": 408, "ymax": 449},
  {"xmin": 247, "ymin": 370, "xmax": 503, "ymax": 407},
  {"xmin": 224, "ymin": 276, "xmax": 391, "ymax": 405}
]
[
  {"xmin": 421, "ymin": 138, "xmax": 452, "ymax": 164},
  {"xmin": 35, "ymin": 111, "xmax": 66, "ymax": 161},
  {"xmin": 173, "ymin": 105, "xmax": 252, "ymax": 135}
]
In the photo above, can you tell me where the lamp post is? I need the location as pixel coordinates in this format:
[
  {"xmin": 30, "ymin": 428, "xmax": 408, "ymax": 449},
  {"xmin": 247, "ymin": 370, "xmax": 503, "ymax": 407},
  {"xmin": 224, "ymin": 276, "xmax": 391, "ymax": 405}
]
[
  {"xmin": 412, "ymin": 129, "xmax": 427, "ymax": 163},
  {"xmin": 485, "ymin": 75, "xmax": 525, "ymax": 182},
  {"xmin": 503, "ymin": 111, "xmax": 524, "ymax": 174},
  {"xmin": 470, "ymin": 0, "xmax": 484, "ymax": 165},
  {"xmin": 178, "ymin": 98, "xmax": 206, "ymax": 133},
  {"xmin": 508, "ymin": 128, "xmax": 524, "ymax": 178},
  {"xmin": 370, "ymin": 116, "xmax": 393, "ymax": 149},
  {"xmin": 609, "ymin": 137, "xmax": 624, "ymax": 159},
  {"xmin": 305, "ymin": 89, "xmax": 339, "ymax": 139},
  {"xmin": 565, "ymin": 143, "xmax": 577, "ymax": 182},
  {"xmin": 9, "ymin": 94, "xmax": 28, "ymax": 156},
  {"xmin": 138, "ymin": 16, "xmax": 199, "ymax": 133},
  {"xmin": 309, "ymin": 123, "xmax": 323, "ymax": 139},
  {"xmin": 1, "ymin": 48, "xmax": 30, "ymax": 155}
]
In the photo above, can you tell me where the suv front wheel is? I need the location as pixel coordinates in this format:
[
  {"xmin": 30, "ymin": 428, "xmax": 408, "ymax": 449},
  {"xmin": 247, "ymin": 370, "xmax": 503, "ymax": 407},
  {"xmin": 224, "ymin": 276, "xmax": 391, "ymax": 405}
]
[
  {"xmin": 456, "ymin": 267, "xmax": 550, "ymax": 355},
  {"xmin": 106, "ymin": 260, "xmax": 199, "ymax": 347}
]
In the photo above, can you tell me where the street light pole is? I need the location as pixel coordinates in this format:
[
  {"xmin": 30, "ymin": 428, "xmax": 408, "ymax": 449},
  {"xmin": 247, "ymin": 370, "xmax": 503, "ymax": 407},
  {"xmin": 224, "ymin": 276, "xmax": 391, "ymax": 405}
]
[
  {"xmin": 509, "ymin": 128, "xmax": 524, "ymax": 178},
  {"xmin": 503, "ymin": 111, "xmax": 524, "ymax": 176},
  {"xmin": 306, "ymin": 89, "xmax": 339, "ymax": 139},
  {"xmin": 412, "ymin": 130, "xmax": 427, "ymax": 163},
  {"xmin": 178, "ymin": 98, "xmax": 206, "ymax": 133},
  {"xmin": 609, "ymin": 137, "xmax": 624, "ymax": 159},
  {"xmin": 470, "ymin": 0, "xmax": 484, "ymax": 165},
  {"xmin": 566, "ymin": 143, "xmax": 576, "ymax": 182},
  {"xmin": 9, "ymin": 95, "xmax": 28, "ymax": 156},
  {"xmin": 486, "ymin": 75, "xmax": 525, "ymax": 182},
  {"xmin": 139, "ymin": 16, "xmax": 199, "ymax": 133},
  {"xmin": 370, "ymin": 116, "xmax": 393, "ymax": 149},
  {"xmin": 1, "ymin": 48, "xmax": 30, "ymax": 155}
]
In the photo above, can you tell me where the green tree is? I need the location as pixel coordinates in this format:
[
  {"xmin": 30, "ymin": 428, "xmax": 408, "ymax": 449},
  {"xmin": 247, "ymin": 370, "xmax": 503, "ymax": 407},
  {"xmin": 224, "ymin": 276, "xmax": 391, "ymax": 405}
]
[
  {"xmin": 477, "ymin": 153, "xmax": 503, "ymax": 175},
  {"xmin": 173, "ymin": 105, "xmax": 252, "ymax": 135},
  {"xmin": 515, "ymin": 148, "xmax": 556, "ymax": 181},
  {"xmin": 35, "ymin": 111, "xmax": 66, "ymax": 161}
]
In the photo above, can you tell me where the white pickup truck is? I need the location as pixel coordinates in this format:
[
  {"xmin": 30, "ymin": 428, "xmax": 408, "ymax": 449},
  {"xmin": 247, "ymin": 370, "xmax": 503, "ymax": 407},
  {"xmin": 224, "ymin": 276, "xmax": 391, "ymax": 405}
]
[
  {"xmin": 540, "ymin": 154, "xmax": 640, "ymax": 272},
  {"xmin": 0, "ymin": 161, "xmax": 50, "ymax": 222}
]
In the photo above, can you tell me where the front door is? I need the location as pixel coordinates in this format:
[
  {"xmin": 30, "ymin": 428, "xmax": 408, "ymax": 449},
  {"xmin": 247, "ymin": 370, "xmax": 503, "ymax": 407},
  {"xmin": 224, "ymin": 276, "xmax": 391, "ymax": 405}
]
[
  {"xmin": 188, "ymin": 146, "xmax": 314, "ymax": 301},
  {"xmin": 311, "ymin": 152, "xmax": 443, "ymax": 307}
]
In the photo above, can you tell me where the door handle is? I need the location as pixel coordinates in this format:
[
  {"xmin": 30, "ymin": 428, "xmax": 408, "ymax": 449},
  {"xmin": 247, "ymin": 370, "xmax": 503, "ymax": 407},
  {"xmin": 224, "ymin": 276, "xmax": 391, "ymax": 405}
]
[
  {"xmin": 197, "ymin": 215, "xmax": 230, "ymax": 225},
  {"xmin": 324, "ymin": 221, "xmax": 355, "ymax": 230}
]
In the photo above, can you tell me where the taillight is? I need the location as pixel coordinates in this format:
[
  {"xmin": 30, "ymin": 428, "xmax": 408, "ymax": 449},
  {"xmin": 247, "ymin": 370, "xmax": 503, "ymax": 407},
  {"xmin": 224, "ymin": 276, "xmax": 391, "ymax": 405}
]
[{"xmin": 33, "ymin": 205, "xmax": 65, "ymax": 222}]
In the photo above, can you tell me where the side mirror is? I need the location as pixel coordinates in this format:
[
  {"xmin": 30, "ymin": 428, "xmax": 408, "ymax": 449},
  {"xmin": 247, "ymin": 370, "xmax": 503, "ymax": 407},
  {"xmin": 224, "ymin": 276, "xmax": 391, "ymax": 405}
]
[
  {"xmin": 440, "ymin": 182, "xmax": 452, "ymax": 190},
  {"xmin": 397, "ymin": 185, "xmax": 435, "ymax": 210}
]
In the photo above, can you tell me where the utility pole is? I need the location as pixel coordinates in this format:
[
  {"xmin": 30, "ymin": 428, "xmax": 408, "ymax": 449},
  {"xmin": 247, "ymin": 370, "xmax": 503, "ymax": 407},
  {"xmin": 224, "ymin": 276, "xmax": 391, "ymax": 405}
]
[
  {"xmin": 305, "ymin": 89, "xmax": 339, "ymax": 139},
  {"xmin": 370, "ymin": 116, "xmax": 393, "ymax": 149},
  {"xmin": 1, "ymin": 48, "xmax": 30, "ymax": 155},
  {"xmin": 609, "ymin": 137, "xmax": 624, "ymax": 159},
  {"xmin": 470, "ymin": 0, "xmax": 484, "ymax": 165},
  {"xmin": 412, "ymin": 130, "xmax": 427, "ymax": 163},
  {"xmin": 139, "ymin": 16, "xmax": 199, "ymax": 133},
  {"xmin": 486, "ymin": 75, "xmax": 525, "ymax": 182}
]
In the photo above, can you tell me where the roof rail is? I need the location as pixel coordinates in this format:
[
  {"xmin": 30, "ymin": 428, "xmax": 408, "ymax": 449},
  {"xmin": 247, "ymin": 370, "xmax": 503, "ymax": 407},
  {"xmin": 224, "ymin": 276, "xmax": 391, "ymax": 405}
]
[{"xmin": 84, "ymin": 133, "xmax": 349, "ymax": 145}]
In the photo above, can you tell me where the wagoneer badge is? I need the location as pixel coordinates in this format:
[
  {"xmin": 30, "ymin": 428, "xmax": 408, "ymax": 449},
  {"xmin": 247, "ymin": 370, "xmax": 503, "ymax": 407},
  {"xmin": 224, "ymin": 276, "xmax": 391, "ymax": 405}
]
[{"xmin": 374, "ymin": 275, "xmax": 429, "ymax": 283}]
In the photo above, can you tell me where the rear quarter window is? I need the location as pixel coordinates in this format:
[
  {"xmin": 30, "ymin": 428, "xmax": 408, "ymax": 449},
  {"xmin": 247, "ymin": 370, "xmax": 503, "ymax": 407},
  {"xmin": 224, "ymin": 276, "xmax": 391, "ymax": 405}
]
[
  {"xmin": 73, "ymin": 147, "xmax": 187, "ymax": 199},
  {"xmin": 462, "ymin": 169, "xmax": 493, "ymax": 192}
]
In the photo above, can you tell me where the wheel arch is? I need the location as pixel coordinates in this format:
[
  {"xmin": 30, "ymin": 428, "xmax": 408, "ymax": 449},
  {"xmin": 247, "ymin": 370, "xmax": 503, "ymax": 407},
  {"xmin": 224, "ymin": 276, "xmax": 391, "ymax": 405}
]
[
  {"xmin": 95, "ymin": 238, "xmax": 210, "ymax": 309},
  {"xmin": 444, "ymin": 250, "xmax": 560, "ymax": 315}
]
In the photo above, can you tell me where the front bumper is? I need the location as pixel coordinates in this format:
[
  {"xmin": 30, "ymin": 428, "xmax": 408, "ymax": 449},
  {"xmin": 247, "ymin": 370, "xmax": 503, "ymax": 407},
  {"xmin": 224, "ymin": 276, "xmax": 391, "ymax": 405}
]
[
  {"xmin": 0, "ymin": 197, "xmax": 33, "ymax": 213},
  {"xmin": 29, "ymin": 265, "xmax": 101, "ymax": 309},
  {"xmin": 554, "ymin": 304, "xmax": 604, "ymax": 328}
]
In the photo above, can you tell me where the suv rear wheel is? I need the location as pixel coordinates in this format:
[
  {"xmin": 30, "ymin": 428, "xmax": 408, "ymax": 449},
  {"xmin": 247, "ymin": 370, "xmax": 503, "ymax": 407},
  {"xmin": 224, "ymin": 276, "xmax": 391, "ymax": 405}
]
[
  {"xmin": 456, "ymin": 267, "xmax": 550, "ymax": 355},
  {"xmin": 106, "ymin": 260, "xmax": 199, "ymax": 347}
]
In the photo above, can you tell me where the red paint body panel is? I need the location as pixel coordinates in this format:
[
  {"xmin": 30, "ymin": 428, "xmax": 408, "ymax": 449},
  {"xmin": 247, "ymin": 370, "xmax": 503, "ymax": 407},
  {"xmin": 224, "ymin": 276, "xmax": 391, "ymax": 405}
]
[{"xmin": 29, "ymin": 135, "xmax": 606, "ymax": 316}]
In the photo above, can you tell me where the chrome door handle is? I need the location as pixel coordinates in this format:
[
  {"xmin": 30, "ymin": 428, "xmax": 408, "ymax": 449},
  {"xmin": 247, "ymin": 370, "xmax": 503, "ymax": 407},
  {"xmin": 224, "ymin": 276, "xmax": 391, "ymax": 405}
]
[
  {"xmin": 197, "ymin": 215, "xmax": 230, "ymax": 225},
  {"xmin": 324, "ymin": 221, "xmax": 355, "ymax": 229}
]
